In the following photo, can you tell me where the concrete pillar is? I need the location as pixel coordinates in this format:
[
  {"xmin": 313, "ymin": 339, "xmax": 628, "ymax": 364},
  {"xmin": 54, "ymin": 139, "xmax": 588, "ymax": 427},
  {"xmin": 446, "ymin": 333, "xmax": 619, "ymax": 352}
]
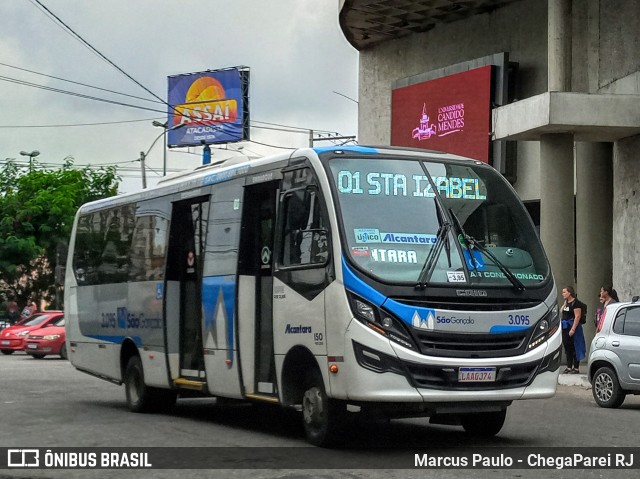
[
  {"xmin": 576, "ymin": 142, "xmax": 613, "ymax": 348},
  {"xmin": 548, "ymin": 0, "xmax": 572, "ymax": 92},
  {"xmin": 540, "ymin": 133, "xmax": 575, "ymax": 302}
]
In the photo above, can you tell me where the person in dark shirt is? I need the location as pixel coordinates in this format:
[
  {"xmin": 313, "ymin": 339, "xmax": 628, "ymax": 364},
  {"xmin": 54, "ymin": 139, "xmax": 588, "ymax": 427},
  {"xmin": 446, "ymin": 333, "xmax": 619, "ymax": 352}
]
[
  {"xmin": 6, "ymin": 296, "xmax": 19, "ymax": 325},
  {"xmin": 560, "ymin": 286, "xmax": 586, "ymax": 374}
]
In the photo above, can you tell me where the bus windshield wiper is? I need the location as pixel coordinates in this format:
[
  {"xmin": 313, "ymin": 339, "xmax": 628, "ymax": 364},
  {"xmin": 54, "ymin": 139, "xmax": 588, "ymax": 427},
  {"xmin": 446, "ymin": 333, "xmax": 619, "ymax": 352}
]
[
  {"xmin": 416, "ymin": 221, "xmax": 451, "ymax": 290},
  {"xmin": 448, "ymin": 209, "xmax": 526, "ymax": 292}
]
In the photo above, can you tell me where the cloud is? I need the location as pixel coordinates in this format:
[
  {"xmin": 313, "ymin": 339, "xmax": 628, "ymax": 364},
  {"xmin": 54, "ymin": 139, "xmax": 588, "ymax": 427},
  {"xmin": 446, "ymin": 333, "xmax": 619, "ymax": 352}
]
[{"xmin": 0, "ymin": 0, "xmax": 358, "ymax": 192}]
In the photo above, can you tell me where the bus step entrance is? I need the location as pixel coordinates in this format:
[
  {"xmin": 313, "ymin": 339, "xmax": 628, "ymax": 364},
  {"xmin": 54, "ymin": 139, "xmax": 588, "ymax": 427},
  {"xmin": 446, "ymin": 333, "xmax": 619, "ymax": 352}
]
[
  {"xmin": 174, "ymin": 378, "xmax": 206, "ymax": 391},
  {"xmin": 244, "ymin": 393, "xmax": 280, "ymax": 404}
]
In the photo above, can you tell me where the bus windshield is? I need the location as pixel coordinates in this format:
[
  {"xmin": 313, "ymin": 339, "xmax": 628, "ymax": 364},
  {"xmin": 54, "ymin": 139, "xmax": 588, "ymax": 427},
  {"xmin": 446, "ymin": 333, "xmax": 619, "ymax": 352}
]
[{"xmin": 329, "ymin": 157, "xmax": 549, "ymax": 287}]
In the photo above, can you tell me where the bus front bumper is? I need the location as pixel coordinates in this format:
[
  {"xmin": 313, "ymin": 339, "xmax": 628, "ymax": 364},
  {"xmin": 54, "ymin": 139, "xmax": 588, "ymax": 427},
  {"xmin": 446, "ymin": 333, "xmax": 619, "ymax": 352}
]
[{"xmin": 336, "ymin": 324, "xmax": 562, "ymax": 404}]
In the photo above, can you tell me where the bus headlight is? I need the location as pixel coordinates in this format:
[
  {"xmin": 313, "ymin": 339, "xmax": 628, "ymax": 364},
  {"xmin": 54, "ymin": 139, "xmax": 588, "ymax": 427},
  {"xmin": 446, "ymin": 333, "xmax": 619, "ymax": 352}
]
[
  {"xmin": 527, "ymin": 304, "xmax": 559, "ymax": 350},
  {"xmin": 348, "ymin": 293, "xmax": 418, "ymax": 350}
]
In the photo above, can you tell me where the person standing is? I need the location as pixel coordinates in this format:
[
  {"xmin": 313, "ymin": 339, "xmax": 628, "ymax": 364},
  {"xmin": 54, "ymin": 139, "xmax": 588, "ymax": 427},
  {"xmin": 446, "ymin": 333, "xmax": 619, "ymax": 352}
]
[
  {"xmin": 21, "ymin": 297, "xmax": 38, "ymax": 319},
  {"xmin": 7, "ymin": 296, "xmax": 19, "ymax": 325},
  {"xmin": 560, "ymin": 286, "xmax": 587, "ymax": 374},
  {"xmin": 596, "ymin": 286, "xmax": 619, "ymax": 329}
]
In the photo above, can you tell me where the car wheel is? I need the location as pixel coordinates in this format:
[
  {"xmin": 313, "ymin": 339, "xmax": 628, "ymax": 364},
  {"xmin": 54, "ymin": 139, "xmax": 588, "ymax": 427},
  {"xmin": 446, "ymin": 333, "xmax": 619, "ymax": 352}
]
[
  {"xmin": 1, "ymin": 350, "xmax": 14, "ymax": 355},
  {"xmin": 31, "ymin": 354, "xmax": 45, "ymax": 359},
  {"xmin": 301, "ymin": 370, "xmax": 345, "ymax": 447},
  {"xmin": 592, "ymin": 366, "xmax": 626, "ymax": 408},
  {"xmin": 59, "ymin": 343, "xmax": 68, "ymax": 360},
  {"xmin": 461, "ymin": 409, "xmax": 507, "ymax": 437}
]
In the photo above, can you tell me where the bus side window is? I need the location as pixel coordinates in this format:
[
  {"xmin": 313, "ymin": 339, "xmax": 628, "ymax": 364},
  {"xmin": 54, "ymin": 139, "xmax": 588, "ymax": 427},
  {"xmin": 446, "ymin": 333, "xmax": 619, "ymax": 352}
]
[{"xmin": 281, "ymin": 187, "xmax": 328, "ymax": 267}]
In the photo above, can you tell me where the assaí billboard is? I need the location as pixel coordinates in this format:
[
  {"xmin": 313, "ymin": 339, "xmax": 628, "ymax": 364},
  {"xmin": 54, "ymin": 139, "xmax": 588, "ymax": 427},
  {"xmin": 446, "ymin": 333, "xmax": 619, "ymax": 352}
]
[
  {"xmin": 167, "ymin": 67, "xmax": 250, "ymax": 147},
  {"xmin": 391, "ymin": 65, "xmax": 492, "ymax": 162}
]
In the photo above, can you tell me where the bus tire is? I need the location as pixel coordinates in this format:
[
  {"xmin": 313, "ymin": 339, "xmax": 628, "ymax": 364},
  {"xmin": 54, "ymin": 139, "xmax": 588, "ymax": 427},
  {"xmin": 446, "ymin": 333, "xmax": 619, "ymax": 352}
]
[
  {"xmin": 59, "ymin": 343, "xmax": 68, "ymax": 360},
  {"xmin": 301, "ymin": 371, "xmax": 344, "ymax": 447},
  {"xmin": 461, "ymin": 409, "xmax": 506, "ymax": 437},
  {"xmin": 124, "ymin": 356, "xmax": 153, "ymax": 413}
]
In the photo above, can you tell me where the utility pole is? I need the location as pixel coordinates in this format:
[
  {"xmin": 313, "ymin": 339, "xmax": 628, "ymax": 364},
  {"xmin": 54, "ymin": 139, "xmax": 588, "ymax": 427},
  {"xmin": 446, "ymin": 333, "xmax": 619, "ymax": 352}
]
[{"xmin": 140, "ymin": 151, "xmax": 147, "ymax": 189}]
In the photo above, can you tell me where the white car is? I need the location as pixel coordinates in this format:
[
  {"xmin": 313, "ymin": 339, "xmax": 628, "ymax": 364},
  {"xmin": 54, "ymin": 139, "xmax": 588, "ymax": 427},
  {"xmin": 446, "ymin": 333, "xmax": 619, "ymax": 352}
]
[{"xmin": 588, "ymin": 296, "xmax": 640, "ymax": 408}]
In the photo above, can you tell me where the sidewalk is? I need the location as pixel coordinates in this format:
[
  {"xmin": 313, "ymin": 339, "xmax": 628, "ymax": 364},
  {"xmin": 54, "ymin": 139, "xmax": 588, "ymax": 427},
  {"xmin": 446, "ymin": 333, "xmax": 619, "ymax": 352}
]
[{"xmin": 557, "ymin": 371, "xmax": 590, "ymax": 388}]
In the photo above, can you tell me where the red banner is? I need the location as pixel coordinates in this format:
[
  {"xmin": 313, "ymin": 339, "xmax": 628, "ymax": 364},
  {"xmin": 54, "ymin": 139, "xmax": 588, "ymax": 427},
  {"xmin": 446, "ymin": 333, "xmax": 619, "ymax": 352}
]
[{"xmin": 391, "ymin": 66, "xmax": 492, "ymax": 162}]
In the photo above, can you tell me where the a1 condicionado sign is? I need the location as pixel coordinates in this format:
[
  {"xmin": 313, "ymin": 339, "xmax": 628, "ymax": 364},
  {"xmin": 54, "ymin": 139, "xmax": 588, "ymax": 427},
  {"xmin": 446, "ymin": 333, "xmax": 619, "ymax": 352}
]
[{"xmin": 167, "ymin": 66, "xmax": 250, "ymax": 147}]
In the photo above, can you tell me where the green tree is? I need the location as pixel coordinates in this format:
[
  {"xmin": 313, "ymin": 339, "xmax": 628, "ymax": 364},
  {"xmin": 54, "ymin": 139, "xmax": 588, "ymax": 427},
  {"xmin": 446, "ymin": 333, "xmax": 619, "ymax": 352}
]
[{"xmin": 0, "ymin": 158, "xmax": 120, "ymax": 310}]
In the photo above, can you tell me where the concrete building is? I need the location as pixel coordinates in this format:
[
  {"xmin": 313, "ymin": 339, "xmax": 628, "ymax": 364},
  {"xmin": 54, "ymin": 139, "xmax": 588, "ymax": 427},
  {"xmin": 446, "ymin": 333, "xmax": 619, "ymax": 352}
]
[{"xmin": 338, "ymin": 0, "xmax": 640, "ymax": 347}]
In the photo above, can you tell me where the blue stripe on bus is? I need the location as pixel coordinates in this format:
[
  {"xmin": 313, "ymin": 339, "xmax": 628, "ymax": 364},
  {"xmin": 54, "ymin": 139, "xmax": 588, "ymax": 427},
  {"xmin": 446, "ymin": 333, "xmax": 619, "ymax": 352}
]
[
  {"xmin": 202, "ymin": 275, "xmax": 236, "ymax": 361},
  {"xmin": 341, "ymin": 257, "xmax": 386, "ymax": 307},
  {"xmin": 489, "ymin": 325, "xmax": 529, "ymax": 333},
  {"xmin": 381, "ymin": 297, "xmax": 422, "ymax": 325},
  {"xmin": 314, "ymin": 146, "xmax": 379, "ymax": 155}
]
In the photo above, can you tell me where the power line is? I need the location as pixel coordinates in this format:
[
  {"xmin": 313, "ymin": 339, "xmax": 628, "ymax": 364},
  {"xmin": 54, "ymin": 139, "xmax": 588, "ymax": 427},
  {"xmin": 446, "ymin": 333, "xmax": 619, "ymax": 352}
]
[
  {"xmin": 0, "ymin": 117, "xmax": 164, "ymax": 128},
  {"xmin": 247, "ymin": 140, "xmax": 295, "ymax": 150},
  {"xmin": 0, "ymin": 61, "xmax": 163, "ymax": 104},
  {"xmin": 20, "ymin": 1, "xmax": 357, "ymax": 156},
  {"xmin": 0, "ymin": 75, "xmax": 166, "ymax": 114},
  {"xmin": 0, "ymin": 73, "xmax": 345, "ymax": 138},
  {"xmin": 32, "ymin": 0, "xmax": 164, "ymax": 104}
]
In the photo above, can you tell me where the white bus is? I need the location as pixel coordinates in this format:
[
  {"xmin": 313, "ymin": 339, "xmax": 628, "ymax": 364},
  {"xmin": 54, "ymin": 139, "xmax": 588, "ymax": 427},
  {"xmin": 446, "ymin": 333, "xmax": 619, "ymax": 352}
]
[{"xmin": 65, "ymin": 146, "xmax": 561, "ymax": 446}]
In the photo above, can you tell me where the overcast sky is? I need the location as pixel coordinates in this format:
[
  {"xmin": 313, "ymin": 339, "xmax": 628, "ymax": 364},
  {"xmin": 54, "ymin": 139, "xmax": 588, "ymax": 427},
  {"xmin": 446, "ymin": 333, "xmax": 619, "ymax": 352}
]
[{"xmin": 0, "ymin": 0, "xmax": 358, "ymax": 192}]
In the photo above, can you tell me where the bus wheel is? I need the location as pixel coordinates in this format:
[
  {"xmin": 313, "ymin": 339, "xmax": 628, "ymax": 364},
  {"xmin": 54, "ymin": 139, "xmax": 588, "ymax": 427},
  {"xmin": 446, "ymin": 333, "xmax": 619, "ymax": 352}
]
[
  {"xmin": 461, "ymin": 409, "xmax": 507, "ymax": 437},
  {"xmin": 124, "ymin": 356, "xmax": 153, "ymax": 413},
  {"xmin": 59, "ymin": 343, "xmax": 68, "ymax": 360},
  {"xmin": 301, "ymin": 372, "xmax": 344, "ymax": 447}
]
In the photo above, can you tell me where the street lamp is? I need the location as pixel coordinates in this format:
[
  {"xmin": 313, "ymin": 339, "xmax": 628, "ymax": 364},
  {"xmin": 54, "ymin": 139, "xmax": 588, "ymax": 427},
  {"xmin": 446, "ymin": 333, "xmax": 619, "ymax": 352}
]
[
  {"xmin": 19, "ymin": 150, "xmax": 40, "ymax": 171},
  {"xmin": 152, "ymin": 121, "xmax": 169, "ymax": 176},
  {"xmin": 140, "ymin": 123, "xmax": 183, "ymax": 188}
]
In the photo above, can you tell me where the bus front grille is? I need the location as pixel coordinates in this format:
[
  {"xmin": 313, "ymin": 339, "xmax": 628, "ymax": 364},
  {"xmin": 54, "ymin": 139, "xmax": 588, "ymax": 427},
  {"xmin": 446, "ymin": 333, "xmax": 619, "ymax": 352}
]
[{"xmin": 412, "ymin": 329, "xmax": 530, "ymax": 358}]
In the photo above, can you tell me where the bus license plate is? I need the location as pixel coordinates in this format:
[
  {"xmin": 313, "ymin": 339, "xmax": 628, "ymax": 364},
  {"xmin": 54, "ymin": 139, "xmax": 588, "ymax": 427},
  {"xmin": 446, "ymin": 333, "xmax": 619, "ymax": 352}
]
[{"xmin": 458, "ymin": 367, "xmax": 496, "ymax": 382}]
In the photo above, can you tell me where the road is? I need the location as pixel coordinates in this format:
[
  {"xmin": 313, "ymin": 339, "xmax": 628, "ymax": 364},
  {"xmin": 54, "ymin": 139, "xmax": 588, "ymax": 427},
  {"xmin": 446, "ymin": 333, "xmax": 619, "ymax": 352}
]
[{"xmin": 1, "ymin": 351, "xmax": 639, "ymax": 479}]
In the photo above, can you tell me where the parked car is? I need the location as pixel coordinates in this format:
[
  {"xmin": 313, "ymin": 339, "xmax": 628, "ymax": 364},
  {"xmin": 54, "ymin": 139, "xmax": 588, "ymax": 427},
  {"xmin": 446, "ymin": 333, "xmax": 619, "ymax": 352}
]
[
  {"xmin": 0, "ymin": 311, "xmax": 64, "ymax": 355},
  {"xmin": 588, "ymin": 297, "xmax": 640, "ymax": 408},
  {"xmin": 24, "ymin": 317, "xmax": 67, "ymax": 359}
]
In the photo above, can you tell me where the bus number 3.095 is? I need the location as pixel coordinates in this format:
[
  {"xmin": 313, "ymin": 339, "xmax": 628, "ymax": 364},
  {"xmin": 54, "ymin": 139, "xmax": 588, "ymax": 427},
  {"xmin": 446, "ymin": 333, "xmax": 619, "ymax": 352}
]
[{"xmin": 508, "ymin": 314, "xmax": 530, "ymax": 325}]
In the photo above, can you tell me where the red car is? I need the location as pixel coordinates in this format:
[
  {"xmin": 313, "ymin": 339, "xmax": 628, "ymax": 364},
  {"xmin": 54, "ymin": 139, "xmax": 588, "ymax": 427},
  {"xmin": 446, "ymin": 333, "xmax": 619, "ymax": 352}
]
[
  {"xmin": 0, "ymin": 311, "xmax": 64, "ymax": 355},
  {"xmin": 24, "ymin": 317, "xmax": 67, "ymax": 359}
]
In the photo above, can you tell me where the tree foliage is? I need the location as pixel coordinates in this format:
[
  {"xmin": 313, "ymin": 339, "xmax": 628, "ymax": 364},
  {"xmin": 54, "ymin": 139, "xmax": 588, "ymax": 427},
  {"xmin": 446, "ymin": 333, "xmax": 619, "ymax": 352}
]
[{"xmin": 0, "ymin": 158, "xmax": 120, "ymax": 309}]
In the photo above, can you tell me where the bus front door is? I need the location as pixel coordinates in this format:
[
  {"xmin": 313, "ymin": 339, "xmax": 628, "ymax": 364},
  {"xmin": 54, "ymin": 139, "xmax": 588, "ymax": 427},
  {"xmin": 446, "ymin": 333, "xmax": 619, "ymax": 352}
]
[
  {"xmin": 166, "ymin": 197, "xmax": 209, "ymax": 383},
  {"xmin": 237, "ymin": 181, "xmax": 279, "ymax": 400}
]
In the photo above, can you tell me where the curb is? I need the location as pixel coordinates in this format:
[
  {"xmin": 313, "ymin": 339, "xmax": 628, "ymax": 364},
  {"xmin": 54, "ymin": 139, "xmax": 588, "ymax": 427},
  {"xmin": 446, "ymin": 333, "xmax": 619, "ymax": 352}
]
[{"xmin": 558, "ymin": 372, "xmax": 590, "ymax": 388}]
